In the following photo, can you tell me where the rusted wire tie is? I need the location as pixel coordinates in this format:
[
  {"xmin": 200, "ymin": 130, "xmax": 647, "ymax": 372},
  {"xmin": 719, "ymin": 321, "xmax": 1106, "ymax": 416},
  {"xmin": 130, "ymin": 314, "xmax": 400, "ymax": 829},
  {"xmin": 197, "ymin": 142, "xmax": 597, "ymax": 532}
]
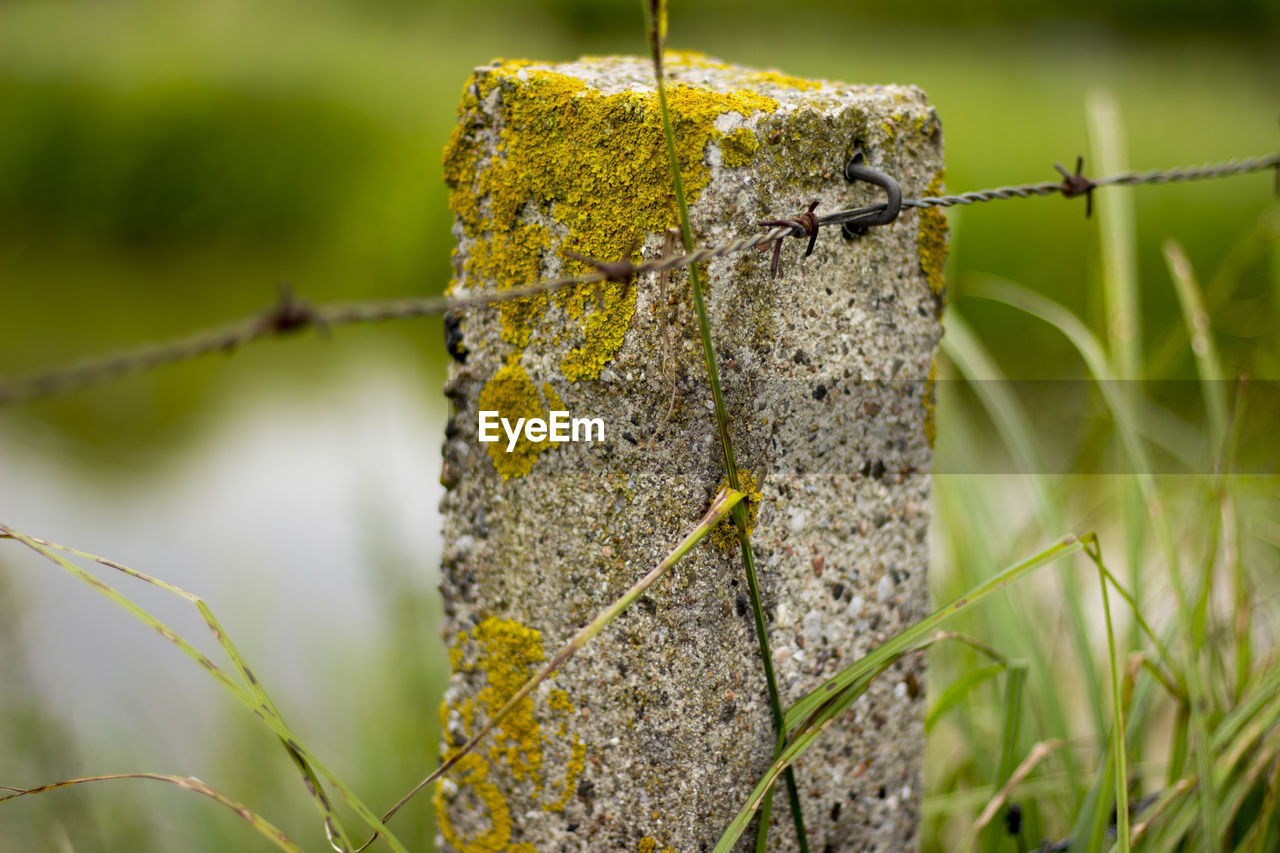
[{"xmin": 758, "ymin": 201, "xmax": 820, "ymax": 277}]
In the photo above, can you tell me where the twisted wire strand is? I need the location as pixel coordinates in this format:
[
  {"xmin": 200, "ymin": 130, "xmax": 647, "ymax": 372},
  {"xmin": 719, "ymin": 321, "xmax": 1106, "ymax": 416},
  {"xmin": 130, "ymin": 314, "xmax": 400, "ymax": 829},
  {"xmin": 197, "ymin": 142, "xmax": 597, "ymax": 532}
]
[{"xmin": 2, "ymin": 153, "xmax": 1277, "ymax": 406}]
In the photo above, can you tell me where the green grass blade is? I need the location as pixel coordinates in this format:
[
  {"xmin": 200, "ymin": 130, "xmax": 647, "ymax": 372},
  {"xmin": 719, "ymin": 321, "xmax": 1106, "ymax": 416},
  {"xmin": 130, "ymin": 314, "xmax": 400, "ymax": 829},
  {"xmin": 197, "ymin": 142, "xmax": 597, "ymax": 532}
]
[
  {"xmin": 939, "ymin": 311, "xmax": 1060, "ymax": 529},
  {"xmin": 1090, "ymin": 544, "xmax": 1130, "ymax": 853},
  {"xmin": 1241, "ymin": 752, "xmax": 1280, "ymax": 853},
  {"xmin": 1069, "ymin": 729, "xmax": 1117, "ymax": 853},
  {"xmin": 1087, "ymin": 88, "xmax": 1141, "ymax": 385},
  {"xmin": 1162, "ymin": 240, "xmax": 1227, "ymax": 445},
  {"xmin": 786, "ymin": 535, "xmax": 1088, "ymax": 729},
  {"xmin": 0, "ymin": 773, "xmax": 305, "ymax": 853},
  {"xmin": 0, "ymin": 524, "xmax": 409, "ymax": 853},
  {"xmin": 981, "ymin": 660, "xmax": 1027, "ymax": 853},
  {"xmin": 1087, "ymin": 91, "xmax": 1148, "ymax": 673},
  {"xmin": 643, "ymin": 2, "xmax": 806, "ymax": 848},
  {"xmin": 926, "ymin": 663, "xmax": 1006, "ymax": 734},
  {"xmin": 711, "ymin": 537, "xmax": 1088, "ymax": 852}
]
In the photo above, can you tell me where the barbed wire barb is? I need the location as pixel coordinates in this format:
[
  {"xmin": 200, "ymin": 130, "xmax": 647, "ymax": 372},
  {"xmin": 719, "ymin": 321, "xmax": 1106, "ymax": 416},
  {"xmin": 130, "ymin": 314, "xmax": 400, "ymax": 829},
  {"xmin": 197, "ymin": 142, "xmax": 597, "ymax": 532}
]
[{"xmin": 2, "ymin": 150, "xmax": 1277, "ymax": 406}]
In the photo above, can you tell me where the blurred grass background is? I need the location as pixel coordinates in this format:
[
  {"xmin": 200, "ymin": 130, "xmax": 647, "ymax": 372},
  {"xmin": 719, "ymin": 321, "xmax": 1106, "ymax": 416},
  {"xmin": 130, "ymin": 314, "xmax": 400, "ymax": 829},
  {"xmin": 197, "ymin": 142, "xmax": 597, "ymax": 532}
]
[{"xmin": 1, "ymin": 0, "xmax": 1278, "ymax": 850}]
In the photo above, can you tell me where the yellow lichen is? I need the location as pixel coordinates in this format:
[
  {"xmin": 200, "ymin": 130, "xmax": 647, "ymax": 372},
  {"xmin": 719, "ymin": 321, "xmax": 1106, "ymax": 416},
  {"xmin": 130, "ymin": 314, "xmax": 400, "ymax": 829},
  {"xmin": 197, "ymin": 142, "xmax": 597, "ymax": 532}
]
[
  {"xmin": 918, "ymin": 169, "xmax": 949, "ymax": 300},
  {"xmin": 744, "ymin": 69, "xmax": 823, "ymax": 91},
  {"xmin": 712, "ymin": 468, "xmax": 763, "ymax": 551},
  {"xmin": 547, "ymin": 688, "xmax": 574, "ymax": 713},
  {"xmin": 476, "ymin": 360, "xmax": 561, "ymax": 479},
  {"xmin": 472, "ymin": 617, "xmax": 547, "ymax": 783},
  {"xmin": 542, "ymin": 734, "xmax": 586, "ymax": 813},
  {"xmin": 435, "ymin": 752, "xmax": 512, "ymax": 853},
  {"xmin": 436, "ymin": 617, "xmax": 585, "ymax": 851},
  {"xmin": 922, "ymin": 359, "xmax": 938, "ymax": 450},
  {"xmin": 721, "ymin": 126, "xmax": 759, "ymax": 168},
  {"xmin": 444, "ymin": 60, "xmax": 781, "ymax": 476},
  {"xmin": 636, "ymin": 838, "xmax": 679, "ymax": 853}
]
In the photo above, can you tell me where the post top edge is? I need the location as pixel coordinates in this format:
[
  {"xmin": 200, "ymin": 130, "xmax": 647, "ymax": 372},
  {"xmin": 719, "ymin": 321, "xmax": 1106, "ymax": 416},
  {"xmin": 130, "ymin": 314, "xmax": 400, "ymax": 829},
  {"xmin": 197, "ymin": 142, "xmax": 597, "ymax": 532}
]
[{"xmin": 471, "ymin": 52, "xmax": 929, "ymax": 109}]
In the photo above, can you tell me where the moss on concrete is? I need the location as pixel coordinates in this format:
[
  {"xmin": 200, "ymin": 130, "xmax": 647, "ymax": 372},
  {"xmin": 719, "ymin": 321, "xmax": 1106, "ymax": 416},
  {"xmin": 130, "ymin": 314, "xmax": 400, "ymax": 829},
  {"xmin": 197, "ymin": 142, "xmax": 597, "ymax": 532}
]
[
  {"xmin": 923, "ymin": 359, "xmax": 938, "ymax": 450},
  {"xmin": 918, "ymin": 169, "xmax": 948, "ymax": 300}
]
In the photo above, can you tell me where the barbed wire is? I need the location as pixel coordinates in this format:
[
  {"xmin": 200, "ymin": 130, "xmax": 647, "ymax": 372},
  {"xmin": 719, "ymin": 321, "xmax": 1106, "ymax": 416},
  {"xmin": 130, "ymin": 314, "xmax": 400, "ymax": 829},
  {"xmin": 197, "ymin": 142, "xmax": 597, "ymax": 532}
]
[{"xmin": 2, "ymin": 152, "xmax": 1276, "ymax": 406}]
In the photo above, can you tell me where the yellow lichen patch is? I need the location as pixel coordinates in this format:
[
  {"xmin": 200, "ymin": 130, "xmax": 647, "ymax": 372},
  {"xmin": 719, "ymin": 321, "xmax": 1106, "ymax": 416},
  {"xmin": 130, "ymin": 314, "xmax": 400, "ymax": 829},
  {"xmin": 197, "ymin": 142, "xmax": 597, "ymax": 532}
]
[
  {"xmin": 435, "ymin": 752, "xmax": 512, "ymax": 853},
  {"xmin": 541, "ymin": 734, "xmax": 586, "ymax": 813},
  {"xmin": 437, "ymin": 617, "xmax": 585, "ymax": 851},
  {"xmin": 721, "ymin": 127, "xmax": 759, "ymax": 168},
  {"xmin": 560, "ymin": 279, "xmax": 637, "ymax": 381},
  {"xmin": 541, "ymin": 381, "xmax": 564, "ymax": 413},
  {"xmin": 444, "ymin": 60, "xmax": 781, "ymax": 475},
  {"xmin": 744, "ymin": 69, "xmax": 823, "ymax": 91},
  {"xmin": 712, "ymin": 468, "xmax": 763, "ymax": 551},
  {"xmin": 922, "ymin": 359, "xmax": 938, "ymax": 450},
  {"xmin": 472, "ymin": 617, "xmax": 548, "ymax": 784},
  {"xmin": 918, "ymin": 169, "xmax": 949, "ymax": 301},
  {"xmin": 636, "ymin": 837, "xmax": 679, "ymax": 853},
  {"xmin": 547, "ymin": 688, "xmax": 574, "ymax": 714},
  {"xmin": 476, "ymin": 360, "xmax": 561, "ymax": 479}
]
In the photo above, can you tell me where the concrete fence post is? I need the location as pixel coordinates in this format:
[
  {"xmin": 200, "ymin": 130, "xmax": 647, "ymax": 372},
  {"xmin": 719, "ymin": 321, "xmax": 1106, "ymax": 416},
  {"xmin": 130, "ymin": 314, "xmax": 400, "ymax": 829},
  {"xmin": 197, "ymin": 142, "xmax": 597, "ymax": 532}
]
[{"xmin": 437, "ymin": 54, "xmax": 945, "ymax": 852}]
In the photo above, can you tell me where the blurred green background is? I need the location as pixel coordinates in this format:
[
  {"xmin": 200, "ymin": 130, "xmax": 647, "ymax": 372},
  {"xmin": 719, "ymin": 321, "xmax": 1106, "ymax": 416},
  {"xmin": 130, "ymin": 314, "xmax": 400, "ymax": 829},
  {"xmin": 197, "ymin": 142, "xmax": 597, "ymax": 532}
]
[{"xmin": 1, "ymin": 0, "xmax": 1277, "ymax": 850}]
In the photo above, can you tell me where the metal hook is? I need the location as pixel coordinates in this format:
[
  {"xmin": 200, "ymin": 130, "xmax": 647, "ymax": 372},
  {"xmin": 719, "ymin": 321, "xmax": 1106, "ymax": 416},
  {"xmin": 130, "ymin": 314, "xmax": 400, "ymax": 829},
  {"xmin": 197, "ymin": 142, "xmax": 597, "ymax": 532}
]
[{"xmin": 841, "ymin": 149, "xmax": 902, "ymax": 238}]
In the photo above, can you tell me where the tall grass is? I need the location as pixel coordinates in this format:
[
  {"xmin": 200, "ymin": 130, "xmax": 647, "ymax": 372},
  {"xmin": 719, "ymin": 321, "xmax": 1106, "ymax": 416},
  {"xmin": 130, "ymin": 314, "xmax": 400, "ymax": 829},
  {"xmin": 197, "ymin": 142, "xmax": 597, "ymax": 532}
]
[{"xmin": 921, "ymin": 132, "xmax": 1280, "ymax": 850}]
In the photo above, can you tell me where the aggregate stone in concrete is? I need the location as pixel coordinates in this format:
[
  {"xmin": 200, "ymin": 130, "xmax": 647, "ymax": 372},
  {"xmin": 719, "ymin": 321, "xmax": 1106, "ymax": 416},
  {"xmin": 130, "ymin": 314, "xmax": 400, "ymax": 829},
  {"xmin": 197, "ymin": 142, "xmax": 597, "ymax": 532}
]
[{"xmin": 437, "ymin": 53, "xmax": 944, "ymax": 853}]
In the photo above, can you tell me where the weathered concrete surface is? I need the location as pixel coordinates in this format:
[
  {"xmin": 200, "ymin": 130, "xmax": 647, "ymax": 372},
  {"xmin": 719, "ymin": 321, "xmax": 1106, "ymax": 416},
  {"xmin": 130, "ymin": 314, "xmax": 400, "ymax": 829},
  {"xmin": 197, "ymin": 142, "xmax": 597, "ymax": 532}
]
[{"xmin": 436, "ymin": 54, "xmax": 945, "ymax": 852}]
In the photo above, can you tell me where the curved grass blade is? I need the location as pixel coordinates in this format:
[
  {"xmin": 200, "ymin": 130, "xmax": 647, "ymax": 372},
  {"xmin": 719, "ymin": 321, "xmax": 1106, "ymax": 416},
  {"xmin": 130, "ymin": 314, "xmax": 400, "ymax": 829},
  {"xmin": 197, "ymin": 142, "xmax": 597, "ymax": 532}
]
[
  {"xmin": 786, "ymin": 535, "xmax": 1088, "ymax": 730},
  {"xmin": 713, "ymin": 536, "xmax": 1089, "ymax": 853},
  {"xmin": 1162, "ymin": 240, "xmax": 1227, "ymax": 444},
  {"xmin": 0, "ymin": 773, "xmax": 304, "ymax": 853},
  {"xmin": 0, "ymin": 524, "xmax": 408, "ymax": 853},
  {"xmin": 925, "ymin": 663, "xmax": 1005, "ymax": 734}
]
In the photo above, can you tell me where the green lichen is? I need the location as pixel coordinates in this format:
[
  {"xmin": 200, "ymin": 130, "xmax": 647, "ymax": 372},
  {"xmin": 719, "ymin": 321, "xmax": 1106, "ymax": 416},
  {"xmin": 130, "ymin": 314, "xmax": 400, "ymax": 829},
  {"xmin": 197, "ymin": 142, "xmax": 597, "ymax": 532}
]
[
  {"xmin": 444, "ymin": 59, "xmax": 780, "ymax": 477},
  {"xmin": 917, "ymin": 169, "xmax": 949, "ymax": 300}
]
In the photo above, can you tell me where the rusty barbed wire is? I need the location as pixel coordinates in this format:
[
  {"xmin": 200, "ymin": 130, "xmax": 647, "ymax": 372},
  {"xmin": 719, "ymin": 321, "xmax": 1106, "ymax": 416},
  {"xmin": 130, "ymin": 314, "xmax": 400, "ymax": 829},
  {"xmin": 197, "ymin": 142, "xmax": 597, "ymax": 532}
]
[{"xmin": 2, "ymin": 152, "xmax": 1277, "ymax": 406}]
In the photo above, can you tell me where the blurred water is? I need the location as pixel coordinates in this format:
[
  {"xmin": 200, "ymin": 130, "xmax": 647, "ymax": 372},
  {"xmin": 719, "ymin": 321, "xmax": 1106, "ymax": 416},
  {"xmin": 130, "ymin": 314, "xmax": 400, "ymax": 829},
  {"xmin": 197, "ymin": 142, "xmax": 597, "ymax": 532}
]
[{"xmin": 0, "ymin": 359, "xmax": 446, "ymax": 773}]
